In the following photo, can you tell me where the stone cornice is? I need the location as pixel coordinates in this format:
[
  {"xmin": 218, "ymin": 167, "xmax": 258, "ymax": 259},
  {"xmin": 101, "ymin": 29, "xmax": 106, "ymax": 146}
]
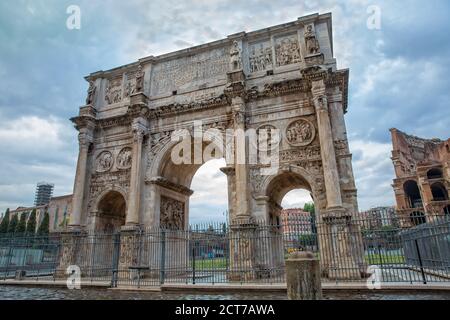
[
  {"xmin": 146, "ymin": 176, "xmax": 194, "ymax": 196},
  {"xmin": 151, "ymin": 94, "xmax": 229, "ymax": 118}
]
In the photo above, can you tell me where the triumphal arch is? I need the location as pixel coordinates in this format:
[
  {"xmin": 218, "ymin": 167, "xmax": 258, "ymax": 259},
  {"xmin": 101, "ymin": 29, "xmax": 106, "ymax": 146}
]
[{"xmin": 66, "ymin": 13, "xmax": 364, "ymax": 280}]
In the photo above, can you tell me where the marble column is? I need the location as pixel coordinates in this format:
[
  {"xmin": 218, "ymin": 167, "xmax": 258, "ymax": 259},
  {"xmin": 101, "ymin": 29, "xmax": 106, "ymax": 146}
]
[
  {"xmin": 125, "ymin": 119, "xmax": 148, "ymax": 226},
  {"xmin": 69, "ymin": 129, "xmax": 93, "ymax": 229},
  {"xmin": 311, "ymin": 79, "xmax": 343, "ymax": 210},
  {"xmin": 231, "ymin": 97, "xmax": 250, "ymax": 220}
]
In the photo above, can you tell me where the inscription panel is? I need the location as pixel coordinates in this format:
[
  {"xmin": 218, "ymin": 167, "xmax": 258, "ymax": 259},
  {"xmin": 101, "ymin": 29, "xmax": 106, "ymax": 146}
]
[{"xmin": 151, "ymin": 48, "xmax": 228, "ymax": 96}]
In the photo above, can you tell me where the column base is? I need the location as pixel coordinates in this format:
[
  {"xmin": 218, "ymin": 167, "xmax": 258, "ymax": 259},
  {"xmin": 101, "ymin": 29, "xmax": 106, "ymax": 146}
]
[
  {"xmin": 55, "ymin": 229, "xmax": 86, "ymax": 278},
  {"xmin": 228, "ymin": 216, "xmax": 258, "ymax": 282}
]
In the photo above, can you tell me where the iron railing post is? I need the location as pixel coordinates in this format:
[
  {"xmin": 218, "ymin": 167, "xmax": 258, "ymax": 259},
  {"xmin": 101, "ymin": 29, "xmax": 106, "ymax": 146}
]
[
  {"xmin": 160, "ymin": 230, "xmax": 166, "ymax": 285},
  {"xmin": 192, "ymin": 245, "xmax": 196, "ymax": 285},
  {"xmin": 111, "ymin": 232, "xmax": 120, "ymax": 288},
  {"xmin": 414, "ymin": 239, "xmax": 427, "ymax": 284}
]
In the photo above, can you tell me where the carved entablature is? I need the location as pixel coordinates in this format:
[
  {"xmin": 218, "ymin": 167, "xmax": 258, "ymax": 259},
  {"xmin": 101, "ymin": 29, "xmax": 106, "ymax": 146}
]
[
  {"xmin": 248, "ymin": 41, "xmax": 273, "ymax": 73},
  {"xmin": 160, "ymin": 196, "xmax": 185, "ymax": 230},
  {"xmin": 105, "ymin": 77, "xmax": 123, "ymax": 105},
  {"xmin": 275, "ymin": 34, "xmax": 301, "ymax": 67}
]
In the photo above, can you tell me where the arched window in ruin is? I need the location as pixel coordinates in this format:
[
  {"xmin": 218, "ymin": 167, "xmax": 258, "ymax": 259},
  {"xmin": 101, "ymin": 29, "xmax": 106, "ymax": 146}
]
[
  {"xmin": 410, "ymin": 211, "xmax": 426, "ymax": 226},
  {"xmin": 403, "ymin": 180, "xmax": 423, "ymax": 208},
  {"xmin": 427, "ymin": 168, "xmax": 443, "ymax": 180},
  {"xmin": 431, "ymin": 182, "xmax": 448, "ymax": 201}
]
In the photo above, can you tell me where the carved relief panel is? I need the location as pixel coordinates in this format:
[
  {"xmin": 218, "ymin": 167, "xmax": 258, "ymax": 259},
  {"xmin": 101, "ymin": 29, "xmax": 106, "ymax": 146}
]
[
  {"xmin": 275, "ymin": 34, "xmax": 301, "ymax": 67},
  {"xmin": 160, "ymin": 196, "xmax": 185, "ymax": 230},
  {"xmin": 105, "ymin": 77, "xmax": 123, "ymax": 105},
  {"xmin": 116, "ymin": 147, "xmax": 132, "ymax": 170},
  {"xmin": 123, "ymin": 72, "xmax": 137, "ymax": 98},
  {"xmin": 248, "ymin": 41, "xmax": 273, "ymax": 73},
  {"xmin": 96, "ymin": 151, "xmax": 114, "ymax": 173}
]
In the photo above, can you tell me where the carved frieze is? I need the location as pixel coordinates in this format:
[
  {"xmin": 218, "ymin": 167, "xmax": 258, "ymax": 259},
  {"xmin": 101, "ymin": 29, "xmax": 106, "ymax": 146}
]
[
  {"xmin": 116, "ymin": 147, "xmax": 132, "ymax": 170},
  {"xmin": 96, "ymin": 151, "xmax": 114, "ymax": 172},
  {"xmin": 275, "ymin": 34, "xmax": 301, "ymax": 67},
  {"xmin": 285, "ymin": 119, "xmax": 316, "ymax": 146},
  {"xmin": 160, "ymin": 196, "xmax": 185, "ymax": 230},
  {"xmin": 248, "ymin": 41, "xmax": 273, "ymax": 73},
  {"xmin": 105, "ymin": 78, "xmax": 123, "ymax": 105},
  {"xmin": 279, "ymin": 145, "xmax": 321, "ymax": 162}
]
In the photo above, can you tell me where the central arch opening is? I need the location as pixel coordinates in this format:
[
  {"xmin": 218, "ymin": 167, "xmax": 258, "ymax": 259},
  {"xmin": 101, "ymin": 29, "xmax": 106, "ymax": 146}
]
[{"xmin": 189, "ymin": 158, "xmax": 228, "ymax": 225}]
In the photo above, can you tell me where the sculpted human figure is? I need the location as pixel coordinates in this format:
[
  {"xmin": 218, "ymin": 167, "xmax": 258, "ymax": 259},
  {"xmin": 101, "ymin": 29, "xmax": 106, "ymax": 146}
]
[
  {"xmin": 305, "ymin": 24, "xmax": 320, "ymax": 55},
  {"xmin": 229, "ymin": 40, "xmax": 242, "ymax": 71},
  {"xmin": 86, "ymin": 81, "xmax": 96, "ymax": 105},
  {"xmin": 135, "ymin": 65, "xmax": 145, "ymax": 92}
]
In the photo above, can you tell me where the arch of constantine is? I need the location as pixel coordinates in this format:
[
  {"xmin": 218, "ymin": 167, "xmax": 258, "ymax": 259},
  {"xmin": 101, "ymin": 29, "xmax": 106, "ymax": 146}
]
[{"xmin": 63, "ymin": 13, "xmax": 365, "ymax": 280}]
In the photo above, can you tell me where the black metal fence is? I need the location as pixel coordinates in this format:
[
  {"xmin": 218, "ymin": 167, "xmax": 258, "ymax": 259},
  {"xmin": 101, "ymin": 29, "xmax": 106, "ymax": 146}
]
[{"xmin": 0, "ymin": 214, "xmax": 449, "ymax": 287}]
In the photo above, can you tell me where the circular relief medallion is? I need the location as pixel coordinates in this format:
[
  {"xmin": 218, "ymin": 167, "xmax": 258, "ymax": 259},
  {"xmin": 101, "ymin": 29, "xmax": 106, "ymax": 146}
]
[
  {"xmin": 285, "ymin": 119, "xmax": 315, "ymax": 146},
  {"xmin": 116, "ymin": 147, "xmax": 132, "ymax": 170},
  {"xmin": 96, "ymin": 151, "xmax": 114, "ymax": 173}
]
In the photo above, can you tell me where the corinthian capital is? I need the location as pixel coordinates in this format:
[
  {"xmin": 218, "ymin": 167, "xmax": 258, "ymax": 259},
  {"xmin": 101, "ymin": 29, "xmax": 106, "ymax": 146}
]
[
  {"xmin": 78, "ymin": 132, "xmax": 93, "ymax": 149},
  {"xmin": 131, "ymin": 121, "xmax": 148, "ymax": 143}
]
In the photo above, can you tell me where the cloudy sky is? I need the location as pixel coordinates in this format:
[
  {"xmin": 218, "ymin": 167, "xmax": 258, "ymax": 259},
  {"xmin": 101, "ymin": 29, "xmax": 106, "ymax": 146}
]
[{"xmin": 0, "ymin": 0, "xmax": 449, "ymax": 223}]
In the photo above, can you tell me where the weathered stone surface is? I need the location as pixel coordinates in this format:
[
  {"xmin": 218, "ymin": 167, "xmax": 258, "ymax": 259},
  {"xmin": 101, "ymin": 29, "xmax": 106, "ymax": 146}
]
[{"xmin": 286, "ymin": 251, "xmax": 322, "ymax": 300}]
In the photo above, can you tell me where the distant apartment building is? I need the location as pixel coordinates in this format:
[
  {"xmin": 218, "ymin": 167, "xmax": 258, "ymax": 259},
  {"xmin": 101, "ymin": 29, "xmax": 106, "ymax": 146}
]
[
  {"xmin": 34, "ymin": 182, "xmax": 54, "ymax": 206},
  {"xmin": 390, "ymin": 129, "xmax": 450, "ymax": 227},
  {"xmin": 280, "ymin": 208, "xmax": 313, "ymax": 236},
  {"xmin": 5, "ymin": 194, "xmax": 72, "ymax": 233},
  {"xmin": 358, "ymin": 206, "xmax": 397, "ymax": 229}
]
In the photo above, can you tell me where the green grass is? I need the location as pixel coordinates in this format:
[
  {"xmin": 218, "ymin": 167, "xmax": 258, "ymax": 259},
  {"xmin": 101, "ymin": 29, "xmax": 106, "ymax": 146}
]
[
  {"xmin": 365, "ymin": 253, "xmax": 405, "ymax": 265},
  {"xmin": 194, "ymin": 257, "xmax": 228, "ymax": 269}
]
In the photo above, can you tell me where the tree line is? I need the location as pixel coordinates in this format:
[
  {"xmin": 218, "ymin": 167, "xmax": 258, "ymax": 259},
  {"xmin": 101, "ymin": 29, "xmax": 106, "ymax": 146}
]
[{"xmin": 0, "ymin": 208, "xmax": 49, "ymax": 236}]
